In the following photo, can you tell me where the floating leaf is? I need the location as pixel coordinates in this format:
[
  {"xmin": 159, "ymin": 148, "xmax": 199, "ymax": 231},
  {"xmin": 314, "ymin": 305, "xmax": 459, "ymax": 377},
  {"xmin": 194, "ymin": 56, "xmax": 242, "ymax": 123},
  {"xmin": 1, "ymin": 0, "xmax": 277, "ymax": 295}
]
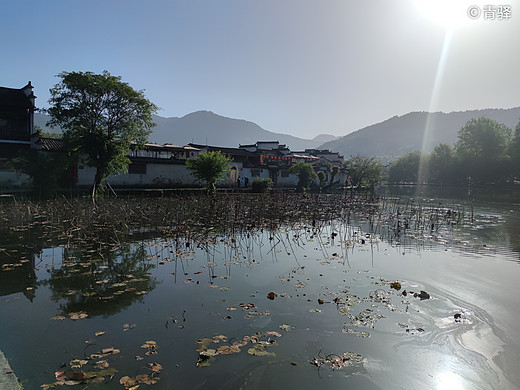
[
  {"xmin": 216, "ymin": 345, "xmax": 241, "ymax": 355},
  {"xmin": 94, "ymin": 360, "xmax": 109, "ymax": 369},
  {"xmin": 200, "ymin": 348, "xmax": 218, "ymax": 357},
  {"xmin": 247, "ymin": 345, "xmax": 275, "ymax": 357},
  {"xmin": 123, "ymin": 323, "xmax": 136, "ymax": 331},
  {"xmin": 279, "ymin": 324, "xmax": 293, "ymax": 332},
  {"xmin": 70, "ymin": 359, "xmax": 88, "ymax": 369},
  {"xmin": 68, "ymin": 371, "xmax": 86, "ymax": 381},
  {"xmin": 148, "ymin": 362, "xmax": 163, "ymax": 372},
  {"xmin": 54, "ymin": 371, "xmax": 66, "ymax": 380}
]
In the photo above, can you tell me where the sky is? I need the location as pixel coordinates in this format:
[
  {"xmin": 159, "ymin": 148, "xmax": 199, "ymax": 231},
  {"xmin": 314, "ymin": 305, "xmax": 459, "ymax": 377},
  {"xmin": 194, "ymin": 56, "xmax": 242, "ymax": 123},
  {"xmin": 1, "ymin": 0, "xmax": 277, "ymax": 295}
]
[{"xmin": 1, "ymin": 0, "xmax": 519, "ymax": 139}]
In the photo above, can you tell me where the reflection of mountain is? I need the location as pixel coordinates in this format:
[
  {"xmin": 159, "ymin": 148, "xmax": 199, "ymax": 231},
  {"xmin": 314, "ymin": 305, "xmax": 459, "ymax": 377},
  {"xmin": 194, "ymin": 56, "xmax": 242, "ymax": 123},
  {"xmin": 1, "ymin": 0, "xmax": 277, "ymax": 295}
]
[{"xmin": 46, "ymin": 244, "xmax": 158, "ymax": 317}]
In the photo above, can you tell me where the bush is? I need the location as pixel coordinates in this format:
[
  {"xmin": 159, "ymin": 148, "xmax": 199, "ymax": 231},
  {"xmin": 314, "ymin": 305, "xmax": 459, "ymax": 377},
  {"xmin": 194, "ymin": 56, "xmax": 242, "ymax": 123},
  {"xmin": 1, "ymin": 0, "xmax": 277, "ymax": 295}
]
[{"xmin": 251, "ymin": 178, "xmax": 273, "ymax": 193}]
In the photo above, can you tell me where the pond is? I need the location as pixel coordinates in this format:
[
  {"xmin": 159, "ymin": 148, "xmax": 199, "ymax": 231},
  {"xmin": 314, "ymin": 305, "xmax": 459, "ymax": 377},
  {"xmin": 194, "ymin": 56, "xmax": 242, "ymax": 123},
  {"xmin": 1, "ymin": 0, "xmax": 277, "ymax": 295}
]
[{"xmin": 0, "ymin": 191, "xmax": 519, "ymax": 389}]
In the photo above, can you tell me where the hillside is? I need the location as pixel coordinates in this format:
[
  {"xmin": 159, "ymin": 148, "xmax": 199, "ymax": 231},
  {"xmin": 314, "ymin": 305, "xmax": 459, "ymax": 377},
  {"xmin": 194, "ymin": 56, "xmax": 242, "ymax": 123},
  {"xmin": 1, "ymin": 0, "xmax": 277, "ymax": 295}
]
[
  {"xmin": 35, "ymin": 111, "xmax": 329, "ymax": 151},
  {"xmin": 319, "ymin": 107, "xmax": 520, "ymax": 163}
]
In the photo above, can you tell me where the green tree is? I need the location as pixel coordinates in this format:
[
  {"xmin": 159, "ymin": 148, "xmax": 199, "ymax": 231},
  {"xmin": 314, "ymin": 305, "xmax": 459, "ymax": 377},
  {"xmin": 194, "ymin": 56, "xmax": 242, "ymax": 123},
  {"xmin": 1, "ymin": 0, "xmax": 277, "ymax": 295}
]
[
  {"xmin": 508, "ymin": 118, "xmax": 520, "ymax": 179},
  {"xmin": 428, "ymin": 144, "xmax": 456, "ymax": 184},
  {"xmin": 455, "ymin": 117, "xmax": 512, "ymax": 182},
  {"xmin": 345, "ymin": 155, "xmax": 383, "ymax": 187},
  {"xmin": 47, "ymin": 71, "xmax": 157, "ymax": 198},
  {"xmin": 185, "ymin": 151, "xmax": 232, "ymax": 193},
  {"xmin": 387, "ymin": 151, "xmax": 422, "ymax": 184},
  {"xmin": 317, "ymin": 170, "xmax": 327, "ymax": 189},
  {"xmin": 330, "ymin": 165, "xmax": 340, "ymax": 184},
  {"xmin": 10, "ymin": 149, "xmax": 70, "ymax": 198},
  {"xmin": 10, "ymin": 126, "xmax": 71, "ymax": 197},
  {"xmin": 289, "ymin": 162, "xmax": 318, "ymax": 192}
]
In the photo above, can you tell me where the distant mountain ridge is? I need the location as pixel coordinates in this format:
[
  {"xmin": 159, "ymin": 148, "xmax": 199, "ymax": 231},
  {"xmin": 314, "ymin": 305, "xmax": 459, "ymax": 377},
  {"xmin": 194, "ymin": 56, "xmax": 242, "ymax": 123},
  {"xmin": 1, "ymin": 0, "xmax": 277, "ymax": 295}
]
[
  {"xmin": 150, "ymin": 111, "xmax": 326, "ymax": 150},
  {"xmin": 35, "ymin": 107, "xmax": 520, "ymax": 161},
  {"xmin": 35, "ymin": 111, "xmax": 331, "ymax": 151},
  {"xmin": 319, "ymin": 107, "xmax": 520, "ymax": 163}
]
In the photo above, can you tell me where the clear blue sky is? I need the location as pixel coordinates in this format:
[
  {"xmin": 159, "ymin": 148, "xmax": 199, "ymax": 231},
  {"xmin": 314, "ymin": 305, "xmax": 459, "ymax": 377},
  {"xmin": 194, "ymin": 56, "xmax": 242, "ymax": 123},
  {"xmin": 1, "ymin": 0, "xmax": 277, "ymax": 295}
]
[{"xmin": 1, "ymin": 0, "xmax": 519, "ymax": 139}]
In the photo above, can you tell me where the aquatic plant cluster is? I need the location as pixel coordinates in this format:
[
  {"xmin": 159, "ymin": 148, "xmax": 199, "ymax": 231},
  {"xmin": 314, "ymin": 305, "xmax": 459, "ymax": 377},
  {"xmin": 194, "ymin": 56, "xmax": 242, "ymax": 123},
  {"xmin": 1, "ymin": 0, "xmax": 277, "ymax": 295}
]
[
  {"xmin": 0, "ymin": 192, "xmax": 473, "ymax": 246},
  {"xmin": 0, "ymin": 193, "xmax": 382, "ymax": 244}
]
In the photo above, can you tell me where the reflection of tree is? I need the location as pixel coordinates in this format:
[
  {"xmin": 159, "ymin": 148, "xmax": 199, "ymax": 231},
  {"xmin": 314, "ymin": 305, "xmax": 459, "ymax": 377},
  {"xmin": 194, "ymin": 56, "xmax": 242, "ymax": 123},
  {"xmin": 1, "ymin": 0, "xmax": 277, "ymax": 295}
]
[
  {"xmin": 505, "ymin": 213, "xmax": 520, "ymax": 261},
  {"xmin": 45, "ymin": 243, "xmax": 158, "ymax": 317},
  {"xmin": 0, "ymin": 228, "xmax": 37, "ymax": 301}
]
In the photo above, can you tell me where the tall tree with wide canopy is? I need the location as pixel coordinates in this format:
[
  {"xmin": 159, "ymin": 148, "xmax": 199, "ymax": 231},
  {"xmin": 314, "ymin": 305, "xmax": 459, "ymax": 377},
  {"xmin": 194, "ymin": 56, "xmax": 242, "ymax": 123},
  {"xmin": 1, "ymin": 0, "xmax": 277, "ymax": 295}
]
[
  {"xmin": 455, "ymin": 117, "xmax": 512, "ymax": 182},
  {"xmin": 47, "ymin": 71, "xmax": 157, "ymax": 198}
]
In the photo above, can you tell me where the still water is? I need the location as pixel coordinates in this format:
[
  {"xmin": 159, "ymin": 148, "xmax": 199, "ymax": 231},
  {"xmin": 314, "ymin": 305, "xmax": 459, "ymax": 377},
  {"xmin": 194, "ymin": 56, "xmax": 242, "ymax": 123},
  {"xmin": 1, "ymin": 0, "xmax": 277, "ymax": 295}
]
[{"xmin": 1, "ymin": 191, "xmax": 519, "ymax": 389}]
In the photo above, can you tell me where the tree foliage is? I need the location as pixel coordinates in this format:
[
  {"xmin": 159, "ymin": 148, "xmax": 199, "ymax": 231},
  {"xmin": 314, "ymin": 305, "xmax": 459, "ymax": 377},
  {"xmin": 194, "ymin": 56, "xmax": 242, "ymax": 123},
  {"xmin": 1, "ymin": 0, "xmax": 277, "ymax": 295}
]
[
  {"xmin": 508, "ymin": 119, "xmax": 520, "ymax": 179},
  {"xmin": 289, "ymin": 162, "xmax": 318, "ymax": 192},
  {"xmin": 387, "ymin": 151, "xmax": 424, "ymax": 184},
  {"xmin": 344, "ymin": 155, "xmax": 383, "ymax": 187},
  {"xmin": 185, "ymin": 151, "xmax": 232, "ymax": 192},
  {"xmin": 10, "ymin": 148, "xmax": 71, "ymax": 198},
  {"xmin": 454, "ymin": 117, "xmax": 512, "ymax": 182},
  {"xmin": 386, "ymin": 117, "xmax": 518, "ymax": 185},
  {"xmin": 317, "ymin": 170, "xmax": 327, "ymax": 188},
  {"xmin": 428, "ymin": 144, "xmax": 455, "ymax": 184},
  {"xmin": 9, "ymin": 126, "xmax": 70, "ymax": 197},
  {"xmin": 251, "ymin": 178, "xmax": 273, "ymax": 193},
  {"xmin": 47, "ymin": 71, "xmax": 157, "ymax": 197}
]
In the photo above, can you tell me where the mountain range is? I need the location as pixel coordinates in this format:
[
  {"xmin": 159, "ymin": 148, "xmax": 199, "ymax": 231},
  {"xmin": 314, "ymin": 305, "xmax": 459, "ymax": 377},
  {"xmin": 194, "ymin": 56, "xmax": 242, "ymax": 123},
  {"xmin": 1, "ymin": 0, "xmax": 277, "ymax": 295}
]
[
  {"xmin": 35, "ymin": 110, "xmax": 336, "ymax": 151},
  {"xmin": 320, "ymin": 107, "xmax": 520, "ymax": 163},
  {"xmin": 35, "ymin": 107, "xmax": 520, "ymax": 162}
]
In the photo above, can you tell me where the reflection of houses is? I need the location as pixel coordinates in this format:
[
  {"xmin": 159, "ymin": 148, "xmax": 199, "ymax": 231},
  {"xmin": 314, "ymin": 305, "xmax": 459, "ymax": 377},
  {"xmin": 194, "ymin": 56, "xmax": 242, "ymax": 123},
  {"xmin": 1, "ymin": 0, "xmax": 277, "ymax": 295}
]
[
  {"xmin": 0, "ymin": 82, "xmax": 36, "ymax": 188},
  {"xmin": 0, "ymin": 228, "xmax": 37, "ymax": 301}
]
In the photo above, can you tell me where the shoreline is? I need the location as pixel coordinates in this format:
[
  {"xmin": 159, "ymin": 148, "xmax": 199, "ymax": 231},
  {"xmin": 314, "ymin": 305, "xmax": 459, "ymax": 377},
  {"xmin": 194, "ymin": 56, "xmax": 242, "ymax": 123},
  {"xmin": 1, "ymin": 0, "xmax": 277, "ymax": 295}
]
[{"xmin": 0, "ymin": 351, "xmax": 20, "ymax": 390}]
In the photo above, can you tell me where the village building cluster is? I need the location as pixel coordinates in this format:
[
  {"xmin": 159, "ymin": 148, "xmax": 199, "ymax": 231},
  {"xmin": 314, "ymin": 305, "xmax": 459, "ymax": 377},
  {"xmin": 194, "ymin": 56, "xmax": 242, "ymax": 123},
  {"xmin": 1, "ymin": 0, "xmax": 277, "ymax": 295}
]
[{"xmin": 0, "ymin": 83, "xmax": 345, "ymax": 191}]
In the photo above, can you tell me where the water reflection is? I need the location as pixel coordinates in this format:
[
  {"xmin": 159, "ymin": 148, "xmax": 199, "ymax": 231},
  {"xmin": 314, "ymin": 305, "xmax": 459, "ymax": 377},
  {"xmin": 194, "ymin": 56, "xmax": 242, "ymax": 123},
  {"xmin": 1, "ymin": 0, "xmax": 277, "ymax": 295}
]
[
  {"xmin": 0, "ymin": 228, "xmax": 37, "ymax": 301},
  {"xmin": 437, "ymin": 372, "xmax": 464, "ymax": 390},
  {"xmin": 1, "ymin": 193, "xmax": 519, "ymax": 389},
  {"xmin": 44, "ymin": 243, "xmax": 158, "ymax": 317},
  {"xmin": 378, "ymin": 186, "xmax": 520, "ymax": 261}
]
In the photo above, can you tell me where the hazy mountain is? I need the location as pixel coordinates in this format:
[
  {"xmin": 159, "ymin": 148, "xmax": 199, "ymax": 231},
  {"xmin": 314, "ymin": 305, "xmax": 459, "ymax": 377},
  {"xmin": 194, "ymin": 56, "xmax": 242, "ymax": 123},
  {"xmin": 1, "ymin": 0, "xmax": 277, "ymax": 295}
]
[
  {"xmin": 35, "ymin": 110, "xmax": 325, "ymax": 150},
  {"xmin": 312, "ymin": 133, "xmax": 339, "ymax": 144},
  {"xmin": 319, "ymin": 107, "xmax": 520, "ymax": 163},
  {"xmin": 149, "ymin": 111, "xmax": 323, "ymax": 150}
]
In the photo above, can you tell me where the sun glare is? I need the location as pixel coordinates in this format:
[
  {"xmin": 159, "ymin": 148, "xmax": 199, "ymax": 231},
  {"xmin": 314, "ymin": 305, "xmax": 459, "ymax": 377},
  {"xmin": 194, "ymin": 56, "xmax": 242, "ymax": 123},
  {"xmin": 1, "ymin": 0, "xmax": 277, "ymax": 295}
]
[
  {"xmin": 414, "ymin": 0, "xmax": 473, "ymax": 30},
  {"xmin": 437, "ymin": 371, "xmax": 465, "ymax": 390}
]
